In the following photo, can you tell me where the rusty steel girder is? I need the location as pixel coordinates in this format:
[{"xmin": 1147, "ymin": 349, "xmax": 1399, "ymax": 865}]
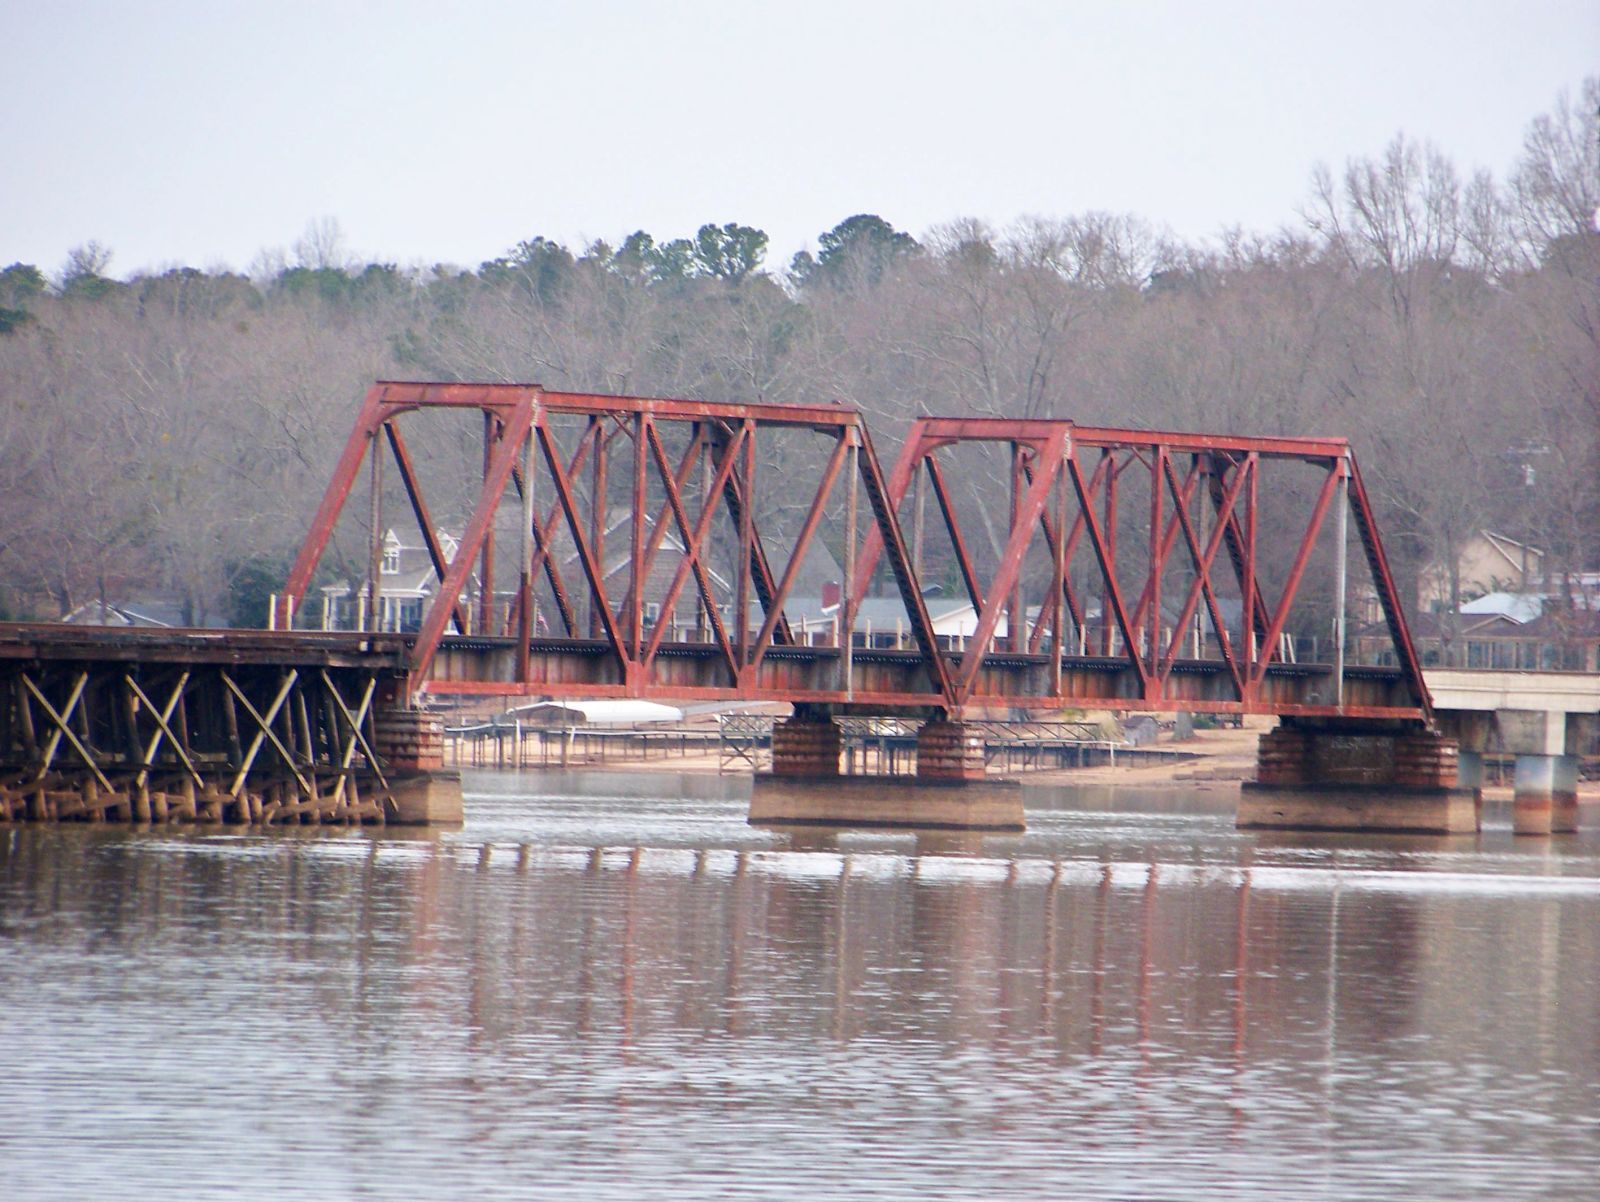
[
  {"xmin": 276, "ymin": 384, "xmax": 1430, "ymax": 722},
  {"xmin": 851, "ymin": 417, "xmax": 1430, "ymax": 722},
  {"xmin": 276, "ymin": 382, "xmax": 951, "ymax": 706}
]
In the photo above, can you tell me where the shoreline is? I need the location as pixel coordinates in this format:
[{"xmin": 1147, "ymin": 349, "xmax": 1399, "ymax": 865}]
[{"xmin": 454, "ymin": 716, "xmax": 1600, "ymax": 801}]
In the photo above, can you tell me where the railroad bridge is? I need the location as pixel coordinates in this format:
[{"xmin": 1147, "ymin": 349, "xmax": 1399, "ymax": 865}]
[{"xmin": 0, "ymin": 380, "xmax": 1538, "ymax": 833}]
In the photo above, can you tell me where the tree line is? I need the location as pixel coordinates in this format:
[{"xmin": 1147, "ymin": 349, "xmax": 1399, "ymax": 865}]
[{"xmin": 0, "ymin": 80, "xmax": 1594, "ymax": 653}]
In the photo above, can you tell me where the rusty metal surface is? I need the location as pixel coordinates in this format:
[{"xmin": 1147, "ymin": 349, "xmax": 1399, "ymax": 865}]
[
  {"xmin": 275, "ymin": 381, "xmax": 919, "ymax": 705},
  {"xmin": 840, "ymin": 415, "xmax": 1428, "ymax": 721},
  {"xmin": 17, "ymin": 382, "xmax": 1431, "ymax": 725}
]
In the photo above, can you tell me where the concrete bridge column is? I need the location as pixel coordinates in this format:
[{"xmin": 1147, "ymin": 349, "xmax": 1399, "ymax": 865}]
[
  {"xmin": 1456, "ymin": 750, "xmax": 1485, "ymax": 824},
  {"xmin": 1513, "ymin": 754, "xmax": 1579, "ymax": 836},
  {"xmin": 770, "ymin": 713, "xmax": 842, "ymax": 777},
  {"xmin": 1488, "ymin": 710, "xmax": 1584, "ymax": 836}
]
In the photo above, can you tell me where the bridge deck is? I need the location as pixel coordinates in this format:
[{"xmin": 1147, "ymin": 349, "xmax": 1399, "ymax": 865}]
[
  {"xmin": 426, "ymin": 634, "xmax": 1419, "ymax": 719},
  {"xmin": 0, "ymin": 623, "xmax": 409, "ymax": 670},
  {"xmin": 0, "ymin": 624, "xmax": 1421, "ymax": 720}
]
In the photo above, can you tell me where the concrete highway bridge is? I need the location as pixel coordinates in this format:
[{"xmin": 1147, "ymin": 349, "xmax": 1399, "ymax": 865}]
[{"xmin": 1, "ymin": 382, "xmax": 1592, "ymax": 834}]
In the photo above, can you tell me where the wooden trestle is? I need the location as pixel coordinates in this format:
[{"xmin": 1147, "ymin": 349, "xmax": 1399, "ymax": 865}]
[{"xmin": 0, "ymin": 626, "xmax": 413, "ymax": 825}]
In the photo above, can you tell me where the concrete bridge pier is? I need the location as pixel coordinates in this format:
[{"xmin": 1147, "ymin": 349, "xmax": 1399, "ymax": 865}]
[
  {"xmin": 751, "ymin": 710, "xmax": 1023, "ymax": 831},
  {"xmin": 914, "ymin": 719, "xmax": 987, "ymax": 781},
  {"xmin": 1238, "ymin": 719, "xmax": 1478, "ymax": 834},
  {"xmin": 372, "ymin": 707, "xmax": 464, "ymax": 825},
  {"xmin": 1492, "ymin": 710, "xmax": 1581, "ymax": 835},
  {"xmin": 1438, "ymin": 708, "xmax": 1593, "ymax": 836},
  {"xmin": 1512, "ymin": 753, "xmax": 1579, "ymax": 835},
  {"xmin": 1428, "ymin": 674, "xmax": 1600, "ymax": 837},
  {"xmin": 1456, "ymin": 749, "xmax": 1485, "ymax": 807}
]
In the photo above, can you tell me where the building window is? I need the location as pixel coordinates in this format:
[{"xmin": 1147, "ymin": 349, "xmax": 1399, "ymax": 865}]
[{"xmin": 381, "ymin": 545, "xmax": 401, "ymax": 575}]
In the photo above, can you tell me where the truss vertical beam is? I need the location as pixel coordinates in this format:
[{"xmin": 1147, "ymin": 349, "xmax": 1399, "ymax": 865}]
[{"xmin": 479, "ymin": 411, "xmax": 498, "ymax": 636}]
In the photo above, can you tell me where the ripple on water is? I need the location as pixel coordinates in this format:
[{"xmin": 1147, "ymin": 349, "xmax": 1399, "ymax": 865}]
[{"xmin": 2, "ymin": 773, "xmax": 1598, "ymax": 1200}]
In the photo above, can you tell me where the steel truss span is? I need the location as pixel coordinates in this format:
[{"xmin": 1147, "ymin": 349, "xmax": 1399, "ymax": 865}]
[{"xmin": 272, "ymin": 382, "xmax": 1430, "ymax": 723}]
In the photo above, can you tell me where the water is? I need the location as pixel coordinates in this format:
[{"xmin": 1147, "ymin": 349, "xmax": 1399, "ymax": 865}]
[{"xmin": 3, "ymin": 772, "xmax": 1598, "ymax": 1200}]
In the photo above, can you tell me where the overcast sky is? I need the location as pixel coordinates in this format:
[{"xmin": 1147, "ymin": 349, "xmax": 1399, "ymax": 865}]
[{"xmin": 4, "ymin": 1, "xmax": 1595, "ymax": 279}]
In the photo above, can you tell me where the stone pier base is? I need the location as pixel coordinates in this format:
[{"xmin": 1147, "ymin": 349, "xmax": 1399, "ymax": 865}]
[
  {"xmin": 1238, "ymin": 782, "xmax": 1479, "ymax": 834},
  {"xmin": 750, "ymin": 774, "xmax": 1024, "ymax": 831},
  {"xmin": 372, "ymin": 708, "xmax": 463, "ymax": 825},
  {"xmin": 916, "ymin": 719, "xmax": 986, "ymax": 781},
  {"xmin": 1239, "ymin": 722, "xmax": 1478, "ymax": 834},
  {"xmin": 372, "ymin": 708, "xmax": 446, "ymax": 773},
  {"xmin": 1512, "ymin": 754, "xmax": 1579, "ymax": 836},
  {"xmin": 771, "ymin": 715, "xmax": 842, "ymax": 777},
  {"xmin": 386, "ymin": 770, "xmax": 465, "ymax": 826}
]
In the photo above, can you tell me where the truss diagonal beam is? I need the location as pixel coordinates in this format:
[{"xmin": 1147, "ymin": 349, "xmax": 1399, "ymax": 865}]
[
  {"xmin": 1021, "ymin": 455, "xmax": 1109, "ymax": 653},
  {"xmin": 856, "ymin": 425, "xmax": 952, "ymax": 702},
  {"xmin": 718, "ymin": 429, "xmax": 794, "ymax": 651},
  {"xmin": 1247, "ymin": 465, "xmax": 1341, "ymax": 689},
  {"xmin": 409, "ymin": 401, "xmax": 538, "ymax": 685},
  {"xmin": 749, "ymin": 432, "xmax": 850, "ymax": 672},
  {"xmin": 642, "ymin": 422, "xmax": 739, "ymax": 676},
  {"xmin": 519, "ymin": 417, "xmax": 603, "ymax": 637},
  {"xmin": 1127, "ymin": 455, "xmax": 1202, "ymax": 641},
  {"xmin": 1207, "ymin": 456, "xmax": 1273, "ymax": 651},
  {"xmin": 1067, "ymin": 450, "xmax": 1152, "ymax": 694},
  {"xmin": 385, "ymin": 424, "xmax": 469, "ymax": 634},
  {"xmin": 926, "ymin": 455, "xmax": 987, "ymax": 619},
  {"xmin": 535, "ymin": 411, "xmax": 633, "ymax": 675},
  {"xmin": 1348, "ymin": 457, "xmax": 1432, "ymax": 719},
  {"xmin": 953, "ymin": 428, "xmax": 1070, "ymax": 702},
  {"xmin": 1157, "ymin": 453, "xmax": 1251, "ymax": 694},
  {"xmin": 618, "ymin": 417, "xmax": 703, "ymax": 650}
]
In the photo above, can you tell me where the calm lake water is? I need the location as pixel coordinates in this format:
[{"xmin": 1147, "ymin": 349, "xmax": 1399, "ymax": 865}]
[{"xmin": 3, "ymin": 772, "xmax": 1598, "ymax": 1200}]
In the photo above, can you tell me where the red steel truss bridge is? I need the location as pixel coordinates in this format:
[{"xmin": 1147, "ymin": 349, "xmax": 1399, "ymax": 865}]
[{"xmin": 262, "ymin": 381, "xmax": 1429, "ymax": 725}]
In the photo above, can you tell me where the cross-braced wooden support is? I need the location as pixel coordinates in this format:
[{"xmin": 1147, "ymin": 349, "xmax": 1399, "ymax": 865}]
[{"xmin": 0, "ymin": 629, "xmax": 407, "ymax": 824}]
